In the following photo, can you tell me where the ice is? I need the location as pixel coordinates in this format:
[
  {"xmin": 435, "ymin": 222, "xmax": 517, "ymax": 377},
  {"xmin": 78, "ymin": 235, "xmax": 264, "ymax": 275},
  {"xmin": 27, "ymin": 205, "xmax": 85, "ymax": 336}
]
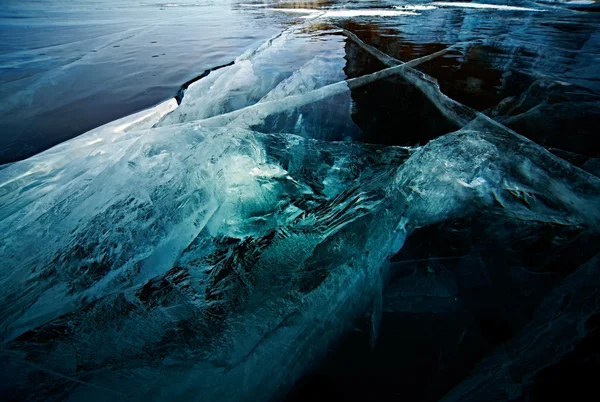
[
  {"xmin": 0, "ymin": 0, "xmax": 281, "ymax": 164},
  {"xmin": 267, "ymin": 8, "xmax": 420, "ymax": 19},
  {"xmin": 538, "ymin": 0, "xmax": 596, "ymax": 4},
  {"xmin": 440, "ymin": 252, "xmax": 600, "ymax": 402},
  {"xmin": 3, "ymin": 101, "xmax": 599, "ymax": 402},
  {"xmin": 432, "ymin": 2, "xmax": 543, "ymax": 12},
  {"xmin": 258, "ymin": 56, "xmax": 346, "ymax": 102},
  {"xmin": 156, "ymin": 29, "xmax": 347, "ymax": 127},
  {"xmin": 235, "ymin": 55, "xmax": 359, "ymax": 140},
  {"xmin": 485, "ymin": 77, "xmax": 600, "ymax": 156},
  {"xmin": 0, "ymin": 122, "xmax": 411, "ymax": 400},
  {"xmin": 394, "ymin": 5, "xmax": 439, "ymax": 12},
  {"xmin": 393, "ymin": 3, "xmax": 544, "ymax": 12},
  {"xmin": 2, "ymin": 111, "xmax": 597, "ymax": 400},
  {"xmin": 1, "ymin": 19, "xmax": 600, "ymax": 402}
]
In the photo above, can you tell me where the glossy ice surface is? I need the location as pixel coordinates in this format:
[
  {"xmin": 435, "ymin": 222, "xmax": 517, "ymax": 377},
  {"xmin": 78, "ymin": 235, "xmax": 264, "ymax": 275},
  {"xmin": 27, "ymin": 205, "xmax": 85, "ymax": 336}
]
[{"xmin": 1, "ymin": 1, "xmax": 599, "ymax": 401}]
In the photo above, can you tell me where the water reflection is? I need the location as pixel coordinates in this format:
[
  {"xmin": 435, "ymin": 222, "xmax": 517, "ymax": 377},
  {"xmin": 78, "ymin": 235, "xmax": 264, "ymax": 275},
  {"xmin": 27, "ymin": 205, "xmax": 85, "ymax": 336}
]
[
  {"xmin": 239, "ymin": 3, "xmax": 600, "ymax": 157},
  {"xmin": 324, "ymin": 5, "xmax": 599, "ymax": 156},
  {"xmin": 3, "ymin": 1, "xmax": 598, "ymax": 163},
  {"xmin": 272, "ymin": 0, "xmax": 339, "ymax": 8}
]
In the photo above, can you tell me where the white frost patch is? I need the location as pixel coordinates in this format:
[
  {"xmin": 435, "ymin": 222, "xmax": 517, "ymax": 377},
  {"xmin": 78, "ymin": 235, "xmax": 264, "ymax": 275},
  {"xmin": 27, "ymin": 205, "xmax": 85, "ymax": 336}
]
[
  {"xmin": 266, "ymin": 8, "xmax": 319, "ymax": 14},
  {"xmin": 322, "ymin": 9, "xmax": 419, "ymax": 17},
  {"xmin": 240, "ymin": 3, "xmax": 270, "ymax": 7},
  {"xmin": 457, "ymin": 177, "xmax": 487, "ymax": 188},
  {"xmin": 540, "ymin": 0, "xmax": 594, "ymax": 3},
  {"xmin": 432, "ymin": 2, "xmax": 543, "ymax": 11},
  {"xmin": 267, "ymin": 8, "xmax": 419, "ymax": 18},
  {"xmin": 394, "ymin": 5, "xmax": 438, "ymax": 11}
]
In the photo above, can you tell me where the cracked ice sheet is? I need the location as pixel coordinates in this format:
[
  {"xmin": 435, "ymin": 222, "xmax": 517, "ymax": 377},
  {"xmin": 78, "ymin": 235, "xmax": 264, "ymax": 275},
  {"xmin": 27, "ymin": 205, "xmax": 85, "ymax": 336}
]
[
  {"xmin": 0, "ymin": 123, "xmax": 413, "ymax": 400},
  {"xmin": 2, "ymin": 21, "xmax": 600, "ymax": 402},
  {"xmin": 266, "ymin": 8, "xmax": 419, "ymax": 18},
  {"xmin": 440, "ymin": 252, "xmax": 600, "ymax": 402},
  {"xmin": 2, "ymin": 36, "xmax": 600, "ymax": 397},
  {"xmin": 153, "ymin": 25, "xmax": 478, "ymax": 140},
  {"xmin": 261, "ymin": 2, "xmax": 545, "ymax": 14},
  {"xmin": 156, "ymin": 27, "xmax": 349, "ymax": 127},
  {"xmin": 0, "ymin": 0, "xmax": 281, "ymax": 164},
  {"xmin": 431, "ymin": 2, "xmax": 544, "ymax": 12},
  {"xmin": 2, "ymin": 118, "xmax": 599, "ymax": 401}
]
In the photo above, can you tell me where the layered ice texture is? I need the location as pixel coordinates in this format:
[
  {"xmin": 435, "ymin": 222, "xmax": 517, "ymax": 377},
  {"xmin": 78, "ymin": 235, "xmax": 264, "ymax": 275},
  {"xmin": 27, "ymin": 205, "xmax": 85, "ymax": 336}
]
[{"xmin": 1, "ymin": 4, "xmax": 600, "ymax": 402}]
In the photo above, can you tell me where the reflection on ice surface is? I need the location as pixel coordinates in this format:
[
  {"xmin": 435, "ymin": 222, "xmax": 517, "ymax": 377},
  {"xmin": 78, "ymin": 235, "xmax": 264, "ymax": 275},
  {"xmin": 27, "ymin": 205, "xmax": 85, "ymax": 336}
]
[
  {"xmin": 267, "ymin": 8, "xmax": 419, "ymax": 18},
  {"xmin": 430, "ymin": 2, "xmax": 542, "ymax": 12},
  {"xmin": 1, "ymin": 2, "xmax": 600, "ymax": 401}
]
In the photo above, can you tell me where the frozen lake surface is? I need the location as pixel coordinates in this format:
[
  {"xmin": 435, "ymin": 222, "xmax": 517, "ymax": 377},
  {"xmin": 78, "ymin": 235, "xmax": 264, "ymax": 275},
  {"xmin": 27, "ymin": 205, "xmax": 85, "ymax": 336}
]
[
  {"xmin": 1, "ymin": 1, "xmax": 599, "ymax": 163},
  {"xmin": 0, "ymin": 0, "xmax": 282, "ymax": 163},
  {"xmin": 1, "ymin": 1, "xmax": 600, "ymax": 401}
]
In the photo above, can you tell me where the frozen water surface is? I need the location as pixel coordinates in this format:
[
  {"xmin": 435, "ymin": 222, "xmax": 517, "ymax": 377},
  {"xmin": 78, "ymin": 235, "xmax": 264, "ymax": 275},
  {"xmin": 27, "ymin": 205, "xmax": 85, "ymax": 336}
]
[{"xmin": 1, "ymin": 1, "xmax": 600, "ymax": 401}]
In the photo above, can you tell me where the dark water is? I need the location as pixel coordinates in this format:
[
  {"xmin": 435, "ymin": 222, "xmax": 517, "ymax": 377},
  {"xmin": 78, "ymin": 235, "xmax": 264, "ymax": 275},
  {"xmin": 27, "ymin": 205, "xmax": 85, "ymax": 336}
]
[{"xmin": 1, "ymin": 1, "xmax": 600, "ymax": 401}]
